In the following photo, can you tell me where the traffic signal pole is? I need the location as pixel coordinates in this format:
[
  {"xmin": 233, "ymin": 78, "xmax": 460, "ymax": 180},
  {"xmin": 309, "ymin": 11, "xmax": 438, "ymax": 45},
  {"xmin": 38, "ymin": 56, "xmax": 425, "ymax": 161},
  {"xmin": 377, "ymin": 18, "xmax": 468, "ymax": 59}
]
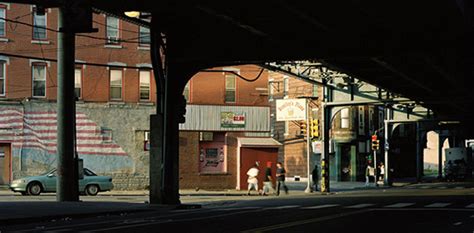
[{"xmin": 304, "ymin": 99, "xmax": 311, "ymax": 193}]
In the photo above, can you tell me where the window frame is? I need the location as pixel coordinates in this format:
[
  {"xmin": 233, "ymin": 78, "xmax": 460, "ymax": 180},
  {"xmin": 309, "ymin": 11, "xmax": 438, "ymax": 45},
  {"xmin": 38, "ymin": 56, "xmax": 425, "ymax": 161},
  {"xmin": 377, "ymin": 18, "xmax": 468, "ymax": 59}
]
[
  {"xmin": 0, "ymin": 6, "xmax": 6, "ymax": 38},
  {"xmin": 0, "ymin": 60, "xmax": 5, "ymax": 96},
  {"xmin": 138, "ymin": 69, "xmax": 151, "ymax": 101},
  {"xmin": 340, "ymin": 108, "xmax": 350, "ymax": 129},
  {"xmin": 74, "ymin": 66, "xmax": 83, "ymax": 100},
  {"xmin": 31, "ymin": 63, "xmax": 46, "ymax": 98},
  {"xmin": 32, "ymin": 8, "xmax": 47, "ymax": 40},
  {"xmin": 109, "ymin": 68, "xmax": 123, "ymax": 101},
  {"xmin": 224, "ymin": 74, "xmax": 236, "ymax": 103},
  {"xmin": 105, "ymin": 16, "xmax": 120, "ymax": 44},
  {"xmin": 138, "ymin": 26, "xmax": 150, "ymax": 46}
]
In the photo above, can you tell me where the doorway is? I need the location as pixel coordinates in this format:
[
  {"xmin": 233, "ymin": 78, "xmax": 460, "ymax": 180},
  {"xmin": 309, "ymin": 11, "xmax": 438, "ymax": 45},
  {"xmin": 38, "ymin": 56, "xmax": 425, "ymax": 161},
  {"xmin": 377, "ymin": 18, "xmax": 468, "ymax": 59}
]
[{"xmin": 0, "ymin": 144, "xmax": 11, "ymax": 184}]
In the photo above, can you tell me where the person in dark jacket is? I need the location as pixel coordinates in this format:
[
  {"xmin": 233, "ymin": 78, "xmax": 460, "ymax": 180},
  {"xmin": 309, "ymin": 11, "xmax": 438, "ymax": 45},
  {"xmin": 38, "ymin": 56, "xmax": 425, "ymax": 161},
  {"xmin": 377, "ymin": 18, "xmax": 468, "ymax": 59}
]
[
  {"xmin": 312, "ymin": 165, "xmax": 319, "ymax": 192},
  {"xmin": 276, "ymin": 162, "xmax": 289, "ymax": 195}
]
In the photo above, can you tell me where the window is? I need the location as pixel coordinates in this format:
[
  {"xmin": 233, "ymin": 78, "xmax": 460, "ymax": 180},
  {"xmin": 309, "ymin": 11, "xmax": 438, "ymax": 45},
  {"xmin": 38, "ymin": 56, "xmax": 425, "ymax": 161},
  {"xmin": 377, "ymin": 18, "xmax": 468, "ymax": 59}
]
[
  {"xmin": 0, "ymin": 61, "xmax": 4, "ymax": 96},
  {"xmin": 183, "ymin": 81, "xmax": 190, "ymax": 103},
  {"xmin": 139, "ymin": 70, "xmax": 150, "ymax": 101},
  {"xmin": 106, "ymin": 16, "xmax": 119, "ymax": 44},
  {"xmin": 33, "ymin": 10, "xmax": 46, "ymax": 40},
  {"xmin": 0, "ymin": 7, "xmax": 5, "ymax": 37},
  {"xmin": 110, "ymin": 69, "xmax": 122, "ymax": 100},
  {"xmin": 341, "ymin": 108, "xmax": 350, "ymax": 129},
  {"xmin": 225, "ymin": 74, "xmax": 236, "ymax": 103},
  {"xmin": 32, "ymin": 64, "xmax": 46, "ymax": 97},
  {"xmin": 74, "ymin": 68, "xmax": 82, "ymax": 99},
  {"xmin": 312, "ymin": 84, "xmax": 318, "ymax": 97},
  {"xmin": 139, "ymin": 26, "xmax": 150, "ymax": 45},
  {"xmin": 283, "ymin": 76, "xmax": 289, "ymax": 96}
]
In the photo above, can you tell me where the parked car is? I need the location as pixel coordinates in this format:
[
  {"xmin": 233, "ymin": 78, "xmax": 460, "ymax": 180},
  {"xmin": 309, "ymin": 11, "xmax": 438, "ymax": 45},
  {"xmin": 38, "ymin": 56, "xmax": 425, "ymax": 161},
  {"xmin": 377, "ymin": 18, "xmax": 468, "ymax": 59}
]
[{"xmin": 9, "ymin": 168, "xmax": 113, "ymax": 196}]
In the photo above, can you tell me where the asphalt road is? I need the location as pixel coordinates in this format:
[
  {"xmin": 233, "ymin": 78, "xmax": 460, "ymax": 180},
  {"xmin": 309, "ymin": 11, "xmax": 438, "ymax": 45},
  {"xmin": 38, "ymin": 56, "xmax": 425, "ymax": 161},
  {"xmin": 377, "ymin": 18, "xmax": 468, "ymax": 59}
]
[{"xmin": 2, "ymin": 184, "xmax": 474, "ymax": 233}]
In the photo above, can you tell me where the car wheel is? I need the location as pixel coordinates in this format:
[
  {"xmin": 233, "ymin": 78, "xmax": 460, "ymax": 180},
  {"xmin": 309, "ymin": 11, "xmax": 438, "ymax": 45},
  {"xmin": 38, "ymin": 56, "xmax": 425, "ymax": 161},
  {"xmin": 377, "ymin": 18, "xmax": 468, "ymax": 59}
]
[
  {"xmin": 85, "ymin": 184, "xmax": 99, "ymax": 196},
  {"xmin": 20, "ymin": 191, "xmax": 28, "ymax": 196},
  {"xmin": 27, "ymin": 182, "xmax": 42, "ymax": 196}
]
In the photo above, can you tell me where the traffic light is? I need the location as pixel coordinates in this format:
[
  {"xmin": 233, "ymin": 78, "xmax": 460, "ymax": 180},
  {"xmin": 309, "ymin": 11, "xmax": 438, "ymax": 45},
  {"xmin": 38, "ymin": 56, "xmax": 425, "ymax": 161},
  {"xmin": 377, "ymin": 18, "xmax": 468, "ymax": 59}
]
[
  {"xmin": 310, "ymin": 119, "xmax": 319, "ymax": 138},
  {"xmin": 299, "ymin": 120, "xmax": 307, "ymax": 136},
  {"xmin": 371, "ymin": 135, "xmax": 379, "ymax": 151}
]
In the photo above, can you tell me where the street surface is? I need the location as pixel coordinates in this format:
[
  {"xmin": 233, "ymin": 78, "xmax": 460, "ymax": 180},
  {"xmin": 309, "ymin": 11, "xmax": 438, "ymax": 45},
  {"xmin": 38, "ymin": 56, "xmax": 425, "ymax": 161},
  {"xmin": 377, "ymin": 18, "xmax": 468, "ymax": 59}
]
[{"xmin": 1, "ymin": 183, "xmax": 474, "ymax": 232}]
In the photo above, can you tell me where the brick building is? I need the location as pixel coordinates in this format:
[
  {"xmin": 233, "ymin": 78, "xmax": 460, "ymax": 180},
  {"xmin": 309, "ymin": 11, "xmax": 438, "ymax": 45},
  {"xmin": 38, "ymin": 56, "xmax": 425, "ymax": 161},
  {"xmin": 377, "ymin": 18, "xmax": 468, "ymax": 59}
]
[{"xmin": 0, "ymin": 4, "xmax": 278, "ymax": 190}]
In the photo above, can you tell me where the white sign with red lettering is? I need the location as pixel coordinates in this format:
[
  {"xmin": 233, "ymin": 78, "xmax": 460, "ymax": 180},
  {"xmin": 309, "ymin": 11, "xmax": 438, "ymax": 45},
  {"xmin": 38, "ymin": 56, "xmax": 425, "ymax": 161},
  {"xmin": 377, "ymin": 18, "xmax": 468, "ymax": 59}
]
[{"xmin": 276, "ymin": 99, "xmax": 307, "ymax": 121}]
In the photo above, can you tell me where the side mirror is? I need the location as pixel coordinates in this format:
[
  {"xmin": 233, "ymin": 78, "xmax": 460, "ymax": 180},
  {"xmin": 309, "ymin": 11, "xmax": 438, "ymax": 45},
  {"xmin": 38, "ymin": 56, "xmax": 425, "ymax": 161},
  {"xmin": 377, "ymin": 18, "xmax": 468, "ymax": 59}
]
[{"xmin": 47, "ymin": 174, "xmax": 55, "ymax": 178}]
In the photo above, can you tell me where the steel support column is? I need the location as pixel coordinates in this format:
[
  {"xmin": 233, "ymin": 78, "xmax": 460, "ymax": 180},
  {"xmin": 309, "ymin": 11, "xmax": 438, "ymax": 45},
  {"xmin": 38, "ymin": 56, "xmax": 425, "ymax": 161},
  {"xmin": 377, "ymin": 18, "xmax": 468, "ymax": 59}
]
[
  {"xmin": 56, "ymin": 5, "xmax": 78, "ymax": 202},
  {"xmin": 438, "ymin": 134, "xmax": 445, "ymax": 179}
]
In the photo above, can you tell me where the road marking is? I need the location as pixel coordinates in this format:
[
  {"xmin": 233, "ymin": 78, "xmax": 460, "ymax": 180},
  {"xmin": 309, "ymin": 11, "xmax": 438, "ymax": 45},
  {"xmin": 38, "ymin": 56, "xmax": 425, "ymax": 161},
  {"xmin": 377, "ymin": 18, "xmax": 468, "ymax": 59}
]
[
  {"xmin": 384, "ymin": 203, "xmax": 415, "ymax": 208},
  {"xmin": 420, "ymin": 186, "xmax": 430, "ymax": 189},
  {"xmin": 214, "ymin": 207, "xmax": 261, "ymax": 211},
  {"xmin": 345, "ymin": 204, "xmax": 374, "ymax": 209},
  {"xmin": 240, "ymin": 209, "xmax": 372, "ymax": 233},
  {"xmin": 453, "ymin": 222, "xmax": 462, "ymax": 226},
  {"xmin": 437, "ymin": 187, "xmax": 448, "ymax": 189},
  {"xmin": 301, "ymin": 204, "xmax": 340, "ymax": 209},
  {"xmin": 465, "ymin": 204, "xmax": 474, "ymax": 208},
  {"xmin": 264, "ymin": 205, "xmax": 300, "ymax": 210},
  {"xmin": 425, "ymin": 203, "xmax": 451, "ymax": 208},
  {"xmin": 454, "ymin": 187, "xmax": 463, "ymax": 189}
]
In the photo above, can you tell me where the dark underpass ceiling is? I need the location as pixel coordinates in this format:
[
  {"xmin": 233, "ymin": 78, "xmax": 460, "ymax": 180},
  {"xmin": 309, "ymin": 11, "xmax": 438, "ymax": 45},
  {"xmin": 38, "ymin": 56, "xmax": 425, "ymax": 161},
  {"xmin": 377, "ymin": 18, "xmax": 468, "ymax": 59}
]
[{"xmin": 20, "ymin": 0, "xmax": 474, "ymax": 136}]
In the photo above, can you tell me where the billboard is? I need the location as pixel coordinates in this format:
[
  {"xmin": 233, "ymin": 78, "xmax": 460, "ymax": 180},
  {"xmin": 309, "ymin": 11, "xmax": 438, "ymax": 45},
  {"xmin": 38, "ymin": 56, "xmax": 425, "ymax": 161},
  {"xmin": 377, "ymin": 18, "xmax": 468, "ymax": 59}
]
[{"xmin": 276, "ymin": 99, "xmax": 307, "ymax": 121}]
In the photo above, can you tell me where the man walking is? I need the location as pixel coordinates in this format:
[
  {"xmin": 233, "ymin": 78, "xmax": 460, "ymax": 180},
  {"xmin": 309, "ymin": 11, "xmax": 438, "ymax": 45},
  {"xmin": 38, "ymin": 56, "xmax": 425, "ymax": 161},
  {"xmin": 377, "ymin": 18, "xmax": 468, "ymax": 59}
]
[
  {"xmin": 276, "ymin": 162, "xmax": 289, "ymax": 195},
  {"xmin": 262, "ymin": 161, "xmax": 274, "ymax": 196},
  {"xmin": 312, "ymin": 164, "xmax": 319, "ymax": 192},
  {"xmin": 247, "ymin": 163, "xmax": 260, "ymax": 195}
]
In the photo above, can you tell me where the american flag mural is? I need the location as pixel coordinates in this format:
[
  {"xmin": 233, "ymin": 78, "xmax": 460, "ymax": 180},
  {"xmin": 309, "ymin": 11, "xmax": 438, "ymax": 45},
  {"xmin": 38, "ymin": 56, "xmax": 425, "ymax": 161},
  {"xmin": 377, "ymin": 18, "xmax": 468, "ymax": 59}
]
[{"xmin": 0, "ymin": 108, "xmax": 133, "ymax": 173}]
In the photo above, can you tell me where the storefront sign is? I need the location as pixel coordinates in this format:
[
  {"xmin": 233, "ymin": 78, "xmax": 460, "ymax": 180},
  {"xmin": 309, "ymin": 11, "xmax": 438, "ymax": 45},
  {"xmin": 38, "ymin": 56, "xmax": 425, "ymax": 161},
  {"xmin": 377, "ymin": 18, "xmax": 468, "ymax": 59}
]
[
  {"xmin": 276, "ymin": 99, "xmax": 307, "ymax": 121},
  {"xmin": 221, "ymin": 112, "xmax": 246, "ymax": 128}
]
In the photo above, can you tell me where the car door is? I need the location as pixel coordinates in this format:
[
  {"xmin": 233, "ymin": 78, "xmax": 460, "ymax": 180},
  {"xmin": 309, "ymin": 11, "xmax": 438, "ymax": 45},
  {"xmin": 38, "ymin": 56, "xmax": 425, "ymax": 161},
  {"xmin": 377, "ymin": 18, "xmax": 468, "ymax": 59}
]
[{"xmin": 43, "ymin": 170, "xmax": 57, "ymax": 192}]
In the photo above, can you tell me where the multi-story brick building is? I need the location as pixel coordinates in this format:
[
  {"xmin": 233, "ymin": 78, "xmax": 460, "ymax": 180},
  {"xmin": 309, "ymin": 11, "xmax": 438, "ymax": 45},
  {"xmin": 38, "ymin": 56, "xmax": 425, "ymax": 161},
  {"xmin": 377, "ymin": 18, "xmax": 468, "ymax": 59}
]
[{"xmin": 0, "ymin": 4, "xmax": 278, "ymax": 190}]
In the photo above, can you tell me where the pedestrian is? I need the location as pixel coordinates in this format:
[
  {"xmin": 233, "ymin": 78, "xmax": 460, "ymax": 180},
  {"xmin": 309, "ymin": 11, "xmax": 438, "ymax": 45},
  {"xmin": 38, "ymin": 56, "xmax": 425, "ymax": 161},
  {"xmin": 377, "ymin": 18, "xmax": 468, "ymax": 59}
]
[
  {"xmin": 275, "ymin": 162, "xmax": 289, "ymax": 195},
  {"xmin": 311, "ymin": 164, "xmax": 318, "ymax": 192},
  {"xmin": 378, "ymin": 162, "xmax": 385, "ymax": 185},
  {"xmin": 365, "ymin": 163, "xmax": 375, "ymax": 187},
  {"xmin": 246, "ymin": 163, "xmax": 260, "ymax": 195},
  {"xmin": 262, "ymin": 161, "xmax": 275, "ymax": 196}
]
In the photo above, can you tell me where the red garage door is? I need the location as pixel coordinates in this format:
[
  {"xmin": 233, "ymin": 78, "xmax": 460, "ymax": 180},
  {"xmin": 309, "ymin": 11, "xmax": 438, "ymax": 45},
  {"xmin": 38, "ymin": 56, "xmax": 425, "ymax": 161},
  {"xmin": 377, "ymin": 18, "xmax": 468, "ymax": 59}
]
[{"xmin": 240, "ymin": 147, "xmax": 278, "ymax": 190}]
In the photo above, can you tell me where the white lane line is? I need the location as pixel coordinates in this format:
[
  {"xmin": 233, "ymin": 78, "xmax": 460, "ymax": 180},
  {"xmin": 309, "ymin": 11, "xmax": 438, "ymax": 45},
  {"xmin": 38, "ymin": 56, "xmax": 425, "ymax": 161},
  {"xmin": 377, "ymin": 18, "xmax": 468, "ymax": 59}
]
[
  {"xmin": 264, "ymin": 205, "xmax": 300, "ymax": 210},
  {"xmin": 345, "ymin": 204, "xmax": 375, "ymax": 209},
  {"xmin": 420, "ymin": 186, "xmax": 430, "ymax": 189},
  {"xmin": 214, "ymin": 207, "xmax": 261, "ymax": 211},
  {"xmin": 425, "ymin": 203, "xmax": 451, "ymax": 208},
  {"xmin": 453, "ymin": 222, "xmax": 463, "ymax": 226},
  {"xmin": 384, "ymin": 203, "xmax": 415, "ymax": 208},
  {"xmin": 465, "ymin": 204, "xmax": 474, "ymax": 208},
  {"xmin": 437, "ymin": 187, "xmax": 448, "ymax": 189},
  {"xmin": 301, "ymin": 204, "xmax": 340, "ymax": 209},
  {"xmin": 454, "ymin": 187, "xmax": 464, "ymax": 189}
]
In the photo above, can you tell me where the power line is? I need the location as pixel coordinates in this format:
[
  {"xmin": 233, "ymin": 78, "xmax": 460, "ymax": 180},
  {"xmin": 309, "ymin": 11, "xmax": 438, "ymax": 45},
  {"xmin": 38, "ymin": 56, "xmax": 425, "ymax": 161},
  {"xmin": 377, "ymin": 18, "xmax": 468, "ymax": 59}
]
[
  {"xmin": 0, "ymin": 51, "xmax": 153, "ymax": 70},
  {"xmin": 0, "ymin": 16, "xmax": 147, "ymax": 44}
]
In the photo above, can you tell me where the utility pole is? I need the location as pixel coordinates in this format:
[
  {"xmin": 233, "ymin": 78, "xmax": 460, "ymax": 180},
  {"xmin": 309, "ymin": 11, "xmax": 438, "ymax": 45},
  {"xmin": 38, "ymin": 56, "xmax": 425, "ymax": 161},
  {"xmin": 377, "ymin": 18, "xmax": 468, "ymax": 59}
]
[{"xmin": 304, "ymin": 99, "xmax": 311, "ymax": 193}]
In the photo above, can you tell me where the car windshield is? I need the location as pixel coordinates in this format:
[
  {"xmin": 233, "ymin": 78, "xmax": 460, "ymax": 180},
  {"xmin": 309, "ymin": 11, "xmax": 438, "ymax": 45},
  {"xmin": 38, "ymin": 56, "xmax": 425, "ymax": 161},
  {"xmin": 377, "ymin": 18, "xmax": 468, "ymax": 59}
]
[
  {"xmin": 41, "ymin": 169, "xmax": 56, "ymax": 176},
  {"xmin": 84, "ymin": 168, "xmax": 97, "ymax": 176}
]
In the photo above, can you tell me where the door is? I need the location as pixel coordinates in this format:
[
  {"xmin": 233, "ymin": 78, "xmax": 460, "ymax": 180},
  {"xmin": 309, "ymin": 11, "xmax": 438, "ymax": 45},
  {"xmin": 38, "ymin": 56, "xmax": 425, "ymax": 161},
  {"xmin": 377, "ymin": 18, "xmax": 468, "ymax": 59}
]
[
  {"xmin": 240, "ymin": 147, "xmax": 278, "ymax": 190},
  {"xmin": 0, "ymin": 144, "xmax": 11, "ymax": 184},
  {"xmin": 340, "ymin": 144, "xmax": 352, "ymax": 181}
]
